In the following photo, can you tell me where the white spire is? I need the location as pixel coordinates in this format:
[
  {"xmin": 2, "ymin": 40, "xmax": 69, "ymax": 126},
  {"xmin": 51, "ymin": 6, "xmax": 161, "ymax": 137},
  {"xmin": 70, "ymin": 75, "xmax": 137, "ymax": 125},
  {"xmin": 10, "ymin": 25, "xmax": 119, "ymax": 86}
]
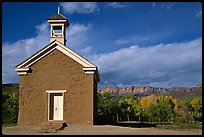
[{"xmin": 58, "ymin": 6, "xmax": 60, "ymax": 14}]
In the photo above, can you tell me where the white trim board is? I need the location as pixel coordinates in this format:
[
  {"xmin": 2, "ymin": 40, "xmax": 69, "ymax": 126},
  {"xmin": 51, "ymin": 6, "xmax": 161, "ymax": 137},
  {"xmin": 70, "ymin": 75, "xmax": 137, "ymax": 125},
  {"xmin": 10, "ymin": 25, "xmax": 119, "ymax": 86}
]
[
  {"xmin": 46, "ymin": 90, "xmax": 66, "ymax": 93},
  {"xmin": 17, "ymin": 72, "xmax": 27, "ymax": 75},
  {"xmin": 25, "ymin": 48, "xmax": 56, "ymax": 68},
  {"xmin": 83, "ymin": 68, "xmax": 96, "ymax": 71},
  {"xmin": 16, "ymin": 40, "xmax": 96, "ymax": 69},
  {"xmin": 85, "ymin": 71, "xmax": 95, "ymax": 74},
  {"xmin": 16, "ymin": 42, "xmax": 56, "ymax": 68},
  {"xmin": 15, "ymin": 68, "xmax": 29, "ymax": 71}
]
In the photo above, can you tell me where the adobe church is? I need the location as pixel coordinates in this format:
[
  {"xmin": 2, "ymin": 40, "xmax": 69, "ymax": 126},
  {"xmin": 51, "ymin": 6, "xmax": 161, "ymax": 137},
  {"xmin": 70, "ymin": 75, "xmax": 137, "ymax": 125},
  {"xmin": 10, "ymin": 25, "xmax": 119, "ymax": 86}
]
[{"xmin": 15, "ymin": 8, "xmax": 100, "ymax": 126}]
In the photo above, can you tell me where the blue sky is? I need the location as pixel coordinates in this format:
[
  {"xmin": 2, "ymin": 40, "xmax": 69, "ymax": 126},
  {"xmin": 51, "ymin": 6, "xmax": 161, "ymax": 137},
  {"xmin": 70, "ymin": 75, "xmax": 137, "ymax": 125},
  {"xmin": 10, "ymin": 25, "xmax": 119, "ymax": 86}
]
[{"xmin": 2, "ymin": 2, "xmax": 202, "ymax": 88}]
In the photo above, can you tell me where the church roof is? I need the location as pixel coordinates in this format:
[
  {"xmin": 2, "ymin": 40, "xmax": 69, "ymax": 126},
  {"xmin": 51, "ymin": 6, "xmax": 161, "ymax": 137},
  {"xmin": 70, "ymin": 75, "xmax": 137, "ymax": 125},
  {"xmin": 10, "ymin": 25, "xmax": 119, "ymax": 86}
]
[
  {"xmin": 47, "ymin": 13, "xmax": 70, "ymax": 27},
  {"xmin": 48, "ymin": 13, "xmax": 67, "ymax": 20},
  {"xmin": 15, "ymin": 40, "xmax": 100, "ymax": 82}
]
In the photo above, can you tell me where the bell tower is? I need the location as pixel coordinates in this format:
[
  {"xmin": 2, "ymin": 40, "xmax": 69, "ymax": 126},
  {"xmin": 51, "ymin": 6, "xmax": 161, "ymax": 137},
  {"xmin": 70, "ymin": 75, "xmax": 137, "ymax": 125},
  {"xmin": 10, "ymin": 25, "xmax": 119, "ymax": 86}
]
[{"xmin": 47, "ymin": 6, "xmax": 69, "ymax": 46}]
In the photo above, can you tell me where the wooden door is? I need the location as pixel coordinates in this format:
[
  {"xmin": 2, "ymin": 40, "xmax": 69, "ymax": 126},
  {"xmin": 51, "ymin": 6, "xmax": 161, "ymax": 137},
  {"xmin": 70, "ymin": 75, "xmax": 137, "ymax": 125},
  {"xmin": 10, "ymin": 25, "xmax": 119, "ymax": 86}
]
[{"xmin": 53, "ymin": 95, "xmax": 63, "ymax": 120}]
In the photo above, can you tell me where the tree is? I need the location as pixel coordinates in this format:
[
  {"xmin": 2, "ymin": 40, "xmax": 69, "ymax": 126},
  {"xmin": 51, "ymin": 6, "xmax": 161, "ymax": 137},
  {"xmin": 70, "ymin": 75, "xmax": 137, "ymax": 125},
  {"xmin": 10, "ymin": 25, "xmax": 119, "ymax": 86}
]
[
  {"xmin": 97, "ymin": 91, "xmax": 119, "ymax": 123},
  {"xmin": 118, "ymin": 95, "xmax": 138, "ymax": 121},
  {"xmin": 191, "ymin": 98, "xmax": 202, "ymax": 121},
  {"xmin": 97, "ymin": 92, "xmax": 119, "ymax": 114},
  {"xmin": 140, "ymin": 94, "xmax": 156, "ymax": 108},
  {"xmin": 2, "ymin": 92, "xmax": 19, "ymax": 124},
  {"xmin": 141, "ymin": 95, "xmax": 175, "ymax": 123},
  {"xmin": 133, "ymin": 103, "xmax": 145, "ymax": 122},
  {"xmin": 180, "ymin": 99, "xmax": 194, "ymax": 123}
]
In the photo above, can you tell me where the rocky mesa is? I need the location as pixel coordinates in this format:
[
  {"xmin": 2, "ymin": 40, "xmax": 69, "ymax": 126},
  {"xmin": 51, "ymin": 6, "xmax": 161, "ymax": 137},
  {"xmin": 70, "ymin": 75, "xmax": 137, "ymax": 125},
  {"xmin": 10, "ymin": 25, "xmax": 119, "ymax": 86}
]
[{"xmin": 98, "ymin": 84, "xmax": 202, "ymax": 97}]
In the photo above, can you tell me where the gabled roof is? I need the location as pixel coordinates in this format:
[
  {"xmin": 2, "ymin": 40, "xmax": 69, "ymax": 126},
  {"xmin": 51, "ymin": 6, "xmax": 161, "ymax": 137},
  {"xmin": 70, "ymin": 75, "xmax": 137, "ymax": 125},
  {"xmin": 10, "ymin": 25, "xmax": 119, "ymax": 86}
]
[
  {"xmin": 15, "ymin": 40, "xmax": 100, "ymax": 82},
  {"xmin": 16, "ymin": 40, "xmax": 96, "ymax": 69}
]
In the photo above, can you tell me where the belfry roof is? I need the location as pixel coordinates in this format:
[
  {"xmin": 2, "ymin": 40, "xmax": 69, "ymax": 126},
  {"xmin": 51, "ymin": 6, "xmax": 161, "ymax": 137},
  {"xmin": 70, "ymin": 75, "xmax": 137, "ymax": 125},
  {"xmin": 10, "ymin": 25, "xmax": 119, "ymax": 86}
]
[{"xmin": 48, "ymin": 13, "xmax": 67, "ymax": 20}]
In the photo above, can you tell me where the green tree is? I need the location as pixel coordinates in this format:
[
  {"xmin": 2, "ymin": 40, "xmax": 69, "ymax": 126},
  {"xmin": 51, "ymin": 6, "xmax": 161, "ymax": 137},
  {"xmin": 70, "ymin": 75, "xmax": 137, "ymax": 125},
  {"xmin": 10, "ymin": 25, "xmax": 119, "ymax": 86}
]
[
  {"xmin": 180, "ymin": 99, "xmax": 194, "ymax": 123},
  {"xmin": 133, "ymin": 103, "xmax": 145, "ymax": 122},
  {"xmin": 97, "ymin": 92, "xmax": 119, "ymax": 115},
  {"xmin": 118, "ymin": 95, "xmax": 138, "ymax": 121},
  {"xmin": 191, "ymin": 98, "xmax": 202, "ymax": 121},
  {"xmin": 97, "ymin": 92, "xmax": 120, "ymax": 123},
  {"xmin": 2, "ymin": 92, "xmax": 19, "ymax": 124}
]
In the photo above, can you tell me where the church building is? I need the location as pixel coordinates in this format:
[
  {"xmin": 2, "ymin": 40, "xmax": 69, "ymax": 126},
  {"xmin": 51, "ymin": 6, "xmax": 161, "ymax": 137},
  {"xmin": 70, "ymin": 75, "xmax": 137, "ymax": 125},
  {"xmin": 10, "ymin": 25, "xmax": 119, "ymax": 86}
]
[{"xmin": 15, "ymin": 7, "xmax": 100, "ymax": 126}]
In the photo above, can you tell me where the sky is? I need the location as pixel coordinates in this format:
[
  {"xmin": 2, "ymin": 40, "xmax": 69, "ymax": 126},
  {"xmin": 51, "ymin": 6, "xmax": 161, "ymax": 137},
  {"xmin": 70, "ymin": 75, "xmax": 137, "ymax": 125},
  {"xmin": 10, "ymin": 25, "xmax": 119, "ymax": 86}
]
[{"xmin": 2, "ymin": 2, "xmax": 202, "ymax": 88}]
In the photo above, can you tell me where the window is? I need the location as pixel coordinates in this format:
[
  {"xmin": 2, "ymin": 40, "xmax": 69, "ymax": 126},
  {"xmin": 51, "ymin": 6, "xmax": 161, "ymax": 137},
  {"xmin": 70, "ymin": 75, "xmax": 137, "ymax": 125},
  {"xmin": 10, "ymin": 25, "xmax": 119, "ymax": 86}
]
[{"xmin": 52, "ymin": 26, "xmax": 63, "ymax": 37}]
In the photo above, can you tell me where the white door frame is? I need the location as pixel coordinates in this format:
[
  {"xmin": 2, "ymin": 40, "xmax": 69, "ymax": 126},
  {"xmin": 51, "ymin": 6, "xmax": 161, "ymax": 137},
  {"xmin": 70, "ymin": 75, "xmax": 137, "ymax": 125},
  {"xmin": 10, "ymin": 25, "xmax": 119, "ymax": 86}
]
[{"xmin": 46, "ymin": 90, "xmax": 66, "ymax": 121}]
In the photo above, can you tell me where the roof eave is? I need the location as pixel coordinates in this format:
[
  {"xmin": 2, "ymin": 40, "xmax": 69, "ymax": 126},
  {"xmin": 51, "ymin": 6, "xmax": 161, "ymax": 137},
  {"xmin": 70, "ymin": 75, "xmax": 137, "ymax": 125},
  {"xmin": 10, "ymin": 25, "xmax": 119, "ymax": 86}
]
[{"xmin": 15, "ymin": 40, "xmax": 57, "ymax": 68}]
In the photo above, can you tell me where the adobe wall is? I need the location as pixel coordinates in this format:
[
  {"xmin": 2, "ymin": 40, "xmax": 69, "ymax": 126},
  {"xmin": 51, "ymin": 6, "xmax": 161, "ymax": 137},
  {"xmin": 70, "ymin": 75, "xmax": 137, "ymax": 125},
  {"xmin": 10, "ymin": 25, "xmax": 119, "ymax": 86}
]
[{"xmin": 18, "ymin": 49, "xmax": 95, "ymax": 126}]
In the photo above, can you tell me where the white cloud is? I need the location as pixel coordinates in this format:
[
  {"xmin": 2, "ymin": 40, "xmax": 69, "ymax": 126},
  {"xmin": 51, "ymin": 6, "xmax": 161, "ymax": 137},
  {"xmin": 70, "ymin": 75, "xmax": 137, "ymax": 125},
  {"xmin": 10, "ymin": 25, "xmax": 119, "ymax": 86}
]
[
  {"xmin": 2, "ymin": 22, "xmax": 50, "ymax": 84},
  {"xmin": 60, "ymin": 2, "xmax": 99, "ymax": 14},
  {"xmin": 115, "ymin": 35, "xmax": 150, "ymax": 45},
  {"xmin": 68, "ymin": 23, "xmax": 91, "ymax": 36},
  {"xmin": 66, "ymin": 23, "xmax": 92, "ymax": 49},
  {"xmin": 106, "ymin": 2, "xmax": 128, "ymax": 8},
  {"xmin": 78, "ymin": 46, "xmax": 94, "ymax": 57},
  {"xmin": 161, "ymin": 2, "xmax": 176, "ymax": 10},
  {"xmin": 89, "ymin": 38, "xmax": 202, "ymax": 87},
  {"xmin": 2, "ymin": 20, "xmax": 202, "ymax": 88},
  {"xmin": 2, "ymin": 22, "xmax": 92, "ymax": 84},
  {"xmin": 196, "ymin": 10, "xmax": 202, "ymax": 18}
]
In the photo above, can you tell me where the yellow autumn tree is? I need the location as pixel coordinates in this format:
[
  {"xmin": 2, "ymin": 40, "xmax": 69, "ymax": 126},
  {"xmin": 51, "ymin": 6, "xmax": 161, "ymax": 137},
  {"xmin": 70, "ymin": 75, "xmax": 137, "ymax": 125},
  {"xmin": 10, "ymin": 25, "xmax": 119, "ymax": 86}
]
[
  {"xmin": 191, "ymin": 98, "xmax": 202, "ymax": 108},
  {"xmin": 172, "ymin": 98, "xmax": 180, "ymax": 111},
  {"xmin": 191, "ymin": 98, "xmax": 202, "ymax": 121}
]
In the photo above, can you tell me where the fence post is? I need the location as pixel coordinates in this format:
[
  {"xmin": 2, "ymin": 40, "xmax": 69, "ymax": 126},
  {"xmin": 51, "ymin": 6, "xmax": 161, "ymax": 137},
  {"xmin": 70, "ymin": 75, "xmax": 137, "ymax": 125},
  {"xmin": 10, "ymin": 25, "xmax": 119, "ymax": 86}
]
[{"xmin": 116, "ymin": 114, "xmax": 118, "ymax": 123}]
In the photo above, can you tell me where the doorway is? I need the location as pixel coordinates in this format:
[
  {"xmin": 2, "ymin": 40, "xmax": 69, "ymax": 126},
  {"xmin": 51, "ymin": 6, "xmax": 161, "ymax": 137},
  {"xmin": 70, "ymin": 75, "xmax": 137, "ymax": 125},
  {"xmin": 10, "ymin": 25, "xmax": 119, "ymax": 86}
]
[{"xmin": 49, "ymin": 93, "xmax": 63, "ymax": 120}]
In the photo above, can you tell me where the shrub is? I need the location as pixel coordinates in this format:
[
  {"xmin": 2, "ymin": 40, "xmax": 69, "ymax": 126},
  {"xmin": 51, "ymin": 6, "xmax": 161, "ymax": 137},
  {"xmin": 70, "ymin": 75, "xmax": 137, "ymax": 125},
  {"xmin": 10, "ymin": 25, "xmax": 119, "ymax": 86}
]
[{"xmin": 2, "ymin": 92, "xmax": 19, "ymax": 124}]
